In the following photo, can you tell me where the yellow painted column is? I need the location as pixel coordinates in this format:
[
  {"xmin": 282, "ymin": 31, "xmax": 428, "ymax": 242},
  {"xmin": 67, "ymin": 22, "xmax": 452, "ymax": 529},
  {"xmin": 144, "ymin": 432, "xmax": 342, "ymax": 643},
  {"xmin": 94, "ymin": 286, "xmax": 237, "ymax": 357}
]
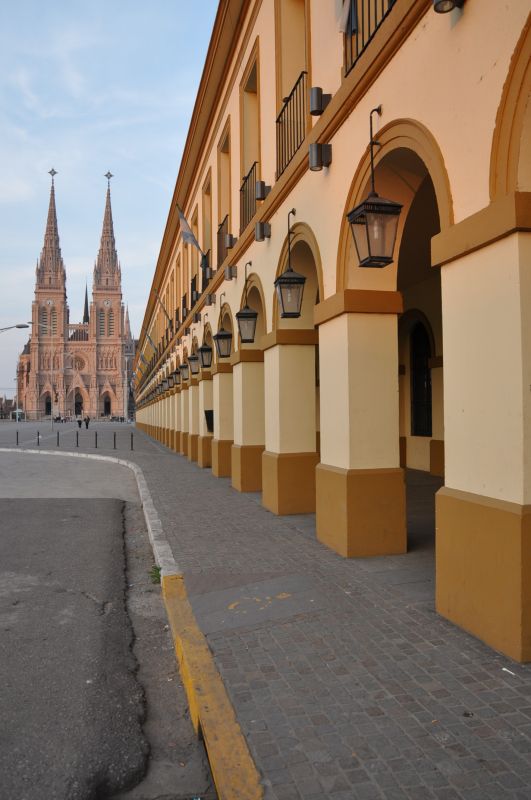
[
  {"xmin": 198, "ymin": 374, "xmax": 213, "ymax": 468},
  {"xmin": 262, "ymin": 335, "xmax": 319, "ymax": 515},
  {"xmin": 168, "ymin": 391, "xmax": 175, "ymax": 450},
  {"xmin": 174, "ymin": 386, "xmax": 182, "ymax": 453},
  {"xmin": 180, "ymin": 384, "xmax": 189, "ymax": 455},
  {"xmin": 316, "ymin": 310, "xmax": 406, "ymax": 558},
  {"xmin": 231, "ymin": 351, "xmax": 265, "ymax": 492},
  {"xmin": 212, "ymin": 364, "xmax": 233, "ymax": 477},
  {"xmin": 436, "ymin": 229, "xmax": 531, "ymax": 662},
  {"xmin": 188, "ymin": 379, "xmax": 199, "ymax": 462}
]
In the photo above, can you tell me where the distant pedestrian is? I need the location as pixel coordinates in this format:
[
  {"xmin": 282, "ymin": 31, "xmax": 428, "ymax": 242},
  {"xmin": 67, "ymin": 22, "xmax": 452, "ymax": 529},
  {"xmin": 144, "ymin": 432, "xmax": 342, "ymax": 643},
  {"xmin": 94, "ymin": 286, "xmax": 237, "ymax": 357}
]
[
  {"xmin": 84, "ymin": 415, "xmax": 90, "ymax": 430},
  {"xmin": 77, "ymin": 415, "xmax": 82, "ymax": 429}
]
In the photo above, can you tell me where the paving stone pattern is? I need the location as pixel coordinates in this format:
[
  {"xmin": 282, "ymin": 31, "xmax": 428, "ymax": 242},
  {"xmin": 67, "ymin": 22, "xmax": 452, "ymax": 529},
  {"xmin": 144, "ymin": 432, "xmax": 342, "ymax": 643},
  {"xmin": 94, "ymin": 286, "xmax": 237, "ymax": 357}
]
[{"xmin": 11, "ymin": 422, "xmax": 531, "ymax": 799}]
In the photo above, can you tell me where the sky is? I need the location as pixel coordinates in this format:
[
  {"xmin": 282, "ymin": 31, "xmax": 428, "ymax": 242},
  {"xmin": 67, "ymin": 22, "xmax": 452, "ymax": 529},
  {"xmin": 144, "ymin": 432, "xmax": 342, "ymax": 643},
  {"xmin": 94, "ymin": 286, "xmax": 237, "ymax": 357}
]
[{"xmin": 0, "ymin": 0, "xmax": 218, "ymax": 397}]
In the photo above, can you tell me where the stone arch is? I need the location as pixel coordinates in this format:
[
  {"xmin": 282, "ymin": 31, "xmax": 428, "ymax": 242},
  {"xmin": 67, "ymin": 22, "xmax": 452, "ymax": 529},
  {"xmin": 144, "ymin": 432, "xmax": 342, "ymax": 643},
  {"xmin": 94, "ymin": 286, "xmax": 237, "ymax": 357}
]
[
  {"xmin": 337, "ymin": 118, "xmax": 454, "ymax": 291},
  {"xmin": 273, "ymin": 222, "xmax": 324, "ymax": 330},
  {"xmin": 202, "ymin": 322, "xmax": 213, "ymax": 347},
  {"xmin": 489, "ymin": 14, "xmax": 531, "ymax": 197}
]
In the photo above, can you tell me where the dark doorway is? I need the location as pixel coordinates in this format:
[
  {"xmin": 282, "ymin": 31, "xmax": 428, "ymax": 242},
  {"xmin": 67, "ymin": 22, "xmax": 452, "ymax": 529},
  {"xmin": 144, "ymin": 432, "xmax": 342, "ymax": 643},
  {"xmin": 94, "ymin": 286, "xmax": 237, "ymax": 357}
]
[
  {"xmin": 75, "ymin": 393, "xmax": 83, "ymax": 416},
  {"xmin": 103, "ymin": 396, "xmax": 111, "ymax": 416},
  {"xmin": 45, "ymin": 396, "xmax": 51, "ymax": 416},
  {"xmin": 410, "ymin": 322, "xmax": 432, "ymax": 437}
]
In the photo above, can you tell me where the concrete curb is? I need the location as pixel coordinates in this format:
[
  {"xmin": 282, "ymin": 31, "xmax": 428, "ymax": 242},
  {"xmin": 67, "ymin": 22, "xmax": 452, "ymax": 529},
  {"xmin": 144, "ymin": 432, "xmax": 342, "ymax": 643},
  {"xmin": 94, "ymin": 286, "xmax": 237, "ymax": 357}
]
[{"xmin": 0, "ymin": 447, "xmax": 263, "ymax": 800}]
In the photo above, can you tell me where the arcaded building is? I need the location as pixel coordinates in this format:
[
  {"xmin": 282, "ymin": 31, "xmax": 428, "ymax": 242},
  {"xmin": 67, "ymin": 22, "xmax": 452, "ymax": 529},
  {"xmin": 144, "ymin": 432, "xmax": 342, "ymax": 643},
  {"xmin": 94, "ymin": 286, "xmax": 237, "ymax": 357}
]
[
  {"xmin": 134, "ymin": 0, "xmax": 531, "ymax": 662},
  {"xmin": 17, "ymin": 176, "xmax": 135, "ymax": 420}
]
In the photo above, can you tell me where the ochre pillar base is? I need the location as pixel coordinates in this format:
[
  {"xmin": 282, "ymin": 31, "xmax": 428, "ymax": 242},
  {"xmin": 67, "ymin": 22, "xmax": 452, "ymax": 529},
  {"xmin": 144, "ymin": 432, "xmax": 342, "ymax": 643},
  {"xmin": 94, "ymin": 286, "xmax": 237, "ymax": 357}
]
[
  {"xmin": 180, "ymin": 432, "xmax": 188, "ymax": 456},
  {"xmin": 188, "ymin": 433, "xmax": 199, "ymax": 462},
  {"xmin": 231, "ymin": 444, "xmax": 264, "ymax": 492},
  {"xmin": 174, "ymin": 432, "xmax": 181, "ymax": 453},
  {"xmin": 212, "ymin": 439, "xmax": 233, "ymax": 477},
  {"xmin": 198, "ymin": 435, "xmax": 213, "ymax": 468},
  {"xmin": 436, "ymin": 487, "xmax": 531, "ymax": 663},
  {"xmin": 430, "ymin": 439, "xmax": 444, "ymax": 477},
  {"xmin": 262, "ymin": 451, "xmax": 319, "ymax": 515},
  {"xmin": 316, "ymin": 464, "xmax": 406, "ymax": 557}
]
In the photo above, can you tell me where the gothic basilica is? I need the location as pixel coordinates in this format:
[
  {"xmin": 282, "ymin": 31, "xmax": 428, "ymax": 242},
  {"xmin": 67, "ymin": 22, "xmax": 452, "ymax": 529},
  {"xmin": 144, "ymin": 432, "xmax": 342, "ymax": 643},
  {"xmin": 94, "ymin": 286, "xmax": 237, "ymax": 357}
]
[{"xmin": 17, "ymin": 174, "xmax": 135, "ymax": 420}]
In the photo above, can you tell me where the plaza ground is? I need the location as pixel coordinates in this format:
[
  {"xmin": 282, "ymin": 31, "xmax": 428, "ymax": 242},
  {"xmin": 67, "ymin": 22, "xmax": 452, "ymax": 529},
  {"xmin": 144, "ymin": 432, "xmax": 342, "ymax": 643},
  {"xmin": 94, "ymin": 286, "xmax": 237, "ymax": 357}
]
[{"xmin": 3, "ymin": 420, "xmax": 531, "ymax": 799}]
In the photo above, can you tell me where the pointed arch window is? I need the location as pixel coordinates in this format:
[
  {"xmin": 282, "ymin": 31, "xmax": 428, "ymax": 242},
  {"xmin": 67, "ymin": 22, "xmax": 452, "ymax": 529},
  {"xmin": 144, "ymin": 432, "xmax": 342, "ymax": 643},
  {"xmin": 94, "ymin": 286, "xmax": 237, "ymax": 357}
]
[
  {"xmin": 39, "ymin": 307, "xmax": 48, "ymax": 335},
  {"xmin": 50, "ymin": 308, "xmax": 57, "ymax": 335},
  {"xmin": 99, "ymin": 309, "xmax": 105, "ymax": 336},
  {"xmin": 410, "ymin": 322, "xmax": 432, "ymax": 437},
  {"xmin": 108, "ymin": 309, "xmax": 115, "ymax": 336}
]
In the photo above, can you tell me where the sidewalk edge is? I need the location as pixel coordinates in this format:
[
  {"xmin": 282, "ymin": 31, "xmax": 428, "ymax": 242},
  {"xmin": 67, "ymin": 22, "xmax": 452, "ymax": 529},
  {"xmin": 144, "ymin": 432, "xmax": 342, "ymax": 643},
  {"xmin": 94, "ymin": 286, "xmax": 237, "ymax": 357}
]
[{"xmin": 0, "ymin": 447, "xmax": 263, "ymax": 800}]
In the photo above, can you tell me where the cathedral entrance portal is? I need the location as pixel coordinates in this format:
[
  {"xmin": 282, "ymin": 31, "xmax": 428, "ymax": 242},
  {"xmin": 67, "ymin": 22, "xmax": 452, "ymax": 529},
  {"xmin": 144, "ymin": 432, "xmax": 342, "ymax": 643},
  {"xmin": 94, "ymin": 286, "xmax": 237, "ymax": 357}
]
[
  {"xmin": 45, "ymin": 395, "xmax": 51, "ymax": 417},
  {"xmin": 103, "ymin": 395, "xmax": 111, "ymax": 416},
  {"xmin": 75, "ymin": 392, "xmax": 83, "ymax": 416}
]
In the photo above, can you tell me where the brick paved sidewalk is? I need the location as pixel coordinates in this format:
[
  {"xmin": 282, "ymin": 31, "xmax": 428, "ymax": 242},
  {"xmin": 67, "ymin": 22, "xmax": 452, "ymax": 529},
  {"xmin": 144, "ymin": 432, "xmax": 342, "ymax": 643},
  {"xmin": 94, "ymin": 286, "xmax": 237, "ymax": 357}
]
[{"xmin": 11, "ymin": 422, "xmax": 531, "ymax": 799}]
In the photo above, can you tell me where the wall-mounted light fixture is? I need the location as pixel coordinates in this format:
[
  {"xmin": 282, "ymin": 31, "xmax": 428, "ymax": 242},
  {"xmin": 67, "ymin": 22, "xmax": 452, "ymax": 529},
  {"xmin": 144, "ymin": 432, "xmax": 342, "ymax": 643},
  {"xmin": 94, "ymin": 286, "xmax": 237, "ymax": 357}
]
[
  {"xmin": 225, "ymin": 265, "xmax": 237, "ymax": 280},
  {"xmin": 172, "ymin": 368, "xmax": 181, "ymax": 386},
  {"xmin": 274, "ymin": 209, "xmax": 306, "ymax": 319},
  {"xmin": 346, "ymin": 106, "xmax": 402, "ymax": 268},
  {"xmin": 213, "ymin": 292, "xmax": 232, "ymax": 359},
  {"xmin": 255, "ymin": 221, "xmax": 271, "ymax": 242},
  {"xmin": 180, "ymin": 362, "xmax": 190, "ymax": 381},
  {"xmin": 199, "ymin": 343, "xmax": 213, "ymax": 369},
  {"xmin": 433, "ymin": 0, "xmax": 464, "ymax": 11},
  {"xmin": 168, "ymin": 374, "xmax": 175, "ymax": 389},
  {"xmin": 309, "ymin": 87, "xmax": 331, "ymax": 116},
  {"xmin": 309, "ymin": 143, "xmax": 332, "ymax": 171},
  {"xmin": 255, "ymin": 180, "xmax": 271, "ymax": 201},
  {"xmin": 236, "ymin": 262, "xmax": 258, "ymax": 344},
  {"xmin": 225, "ymin": 233, "xmax": 237, "ymax": 249}
]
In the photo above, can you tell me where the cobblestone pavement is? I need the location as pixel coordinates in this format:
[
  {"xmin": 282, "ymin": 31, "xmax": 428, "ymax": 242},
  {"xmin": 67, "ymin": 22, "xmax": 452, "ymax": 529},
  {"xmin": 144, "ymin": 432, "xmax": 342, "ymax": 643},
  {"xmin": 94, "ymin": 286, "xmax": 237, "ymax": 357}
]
[{"xmin": 6, "ymin": 421, "xmax": 531, "ymax": 799}]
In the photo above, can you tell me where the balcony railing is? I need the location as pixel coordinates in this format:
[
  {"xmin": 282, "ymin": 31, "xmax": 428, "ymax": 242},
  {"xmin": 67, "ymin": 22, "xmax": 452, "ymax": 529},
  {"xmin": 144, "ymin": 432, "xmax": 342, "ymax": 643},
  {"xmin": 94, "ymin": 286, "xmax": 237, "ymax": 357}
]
[
  {"xmin": 345, "ymin": 0, "xmax": 397, "ymax": 75},
  {"xmin": 276, "ymin": 71, "xmax": 308, "ymax": 179},
  {"xmin": 240, "ymin": 161, "xmax": 257, "ymax": 234},
  {"xmin": 217, "ymin": 214, "xmax": 229, "ymax": 268}
]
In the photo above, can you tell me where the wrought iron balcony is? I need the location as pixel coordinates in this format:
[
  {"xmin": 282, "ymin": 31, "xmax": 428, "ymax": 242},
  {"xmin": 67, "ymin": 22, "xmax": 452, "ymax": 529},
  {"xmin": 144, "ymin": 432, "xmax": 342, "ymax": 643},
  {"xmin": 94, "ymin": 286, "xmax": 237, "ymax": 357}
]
[
  {"xmin": 217, "ymin": 214, "xmax": 229, "ymax": 268},
  {"xmin": 344, "ymin": 0, "xmax": 397, "ymax": 75},
  {"xmin": 276, "ymin": 71, "xmax": 308, "ymax": 179},
  {"xmin": 240, "ymin": 161, "xmax": 257, "ymax": 234}
]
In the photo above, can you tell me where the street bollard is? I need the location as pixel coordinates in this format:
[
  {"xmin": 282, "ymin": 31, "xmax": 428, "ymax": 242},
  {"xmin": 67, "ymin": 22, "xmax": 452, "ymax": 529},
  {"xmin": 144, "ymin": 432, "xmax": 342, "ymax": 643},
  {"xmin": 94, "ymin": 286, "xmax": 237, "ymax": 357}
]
[
  {"xmin": 37, "ymin": 431, "xmax": 40, "ymax": 447},
  {"xmin": 57, "ymin": 431, "xmax": 59, "ymax": 447},
  {"xmin": 95, "ymin": 432, "xmax": 98, "ymax": 449},
  {"xmin": 16, "ymin": 431, "xmax": 19, "ymax": 446},
  {"xmin": 130, "ymin": 432, "xmax": 134, "ymax": 451},
  {"xmin": 76, "ymin": 431, "xmax": 79, "ymax": 448},
  {"xmin": 113, "ymin": 432, "xmax": 116, "ymax": 450}
]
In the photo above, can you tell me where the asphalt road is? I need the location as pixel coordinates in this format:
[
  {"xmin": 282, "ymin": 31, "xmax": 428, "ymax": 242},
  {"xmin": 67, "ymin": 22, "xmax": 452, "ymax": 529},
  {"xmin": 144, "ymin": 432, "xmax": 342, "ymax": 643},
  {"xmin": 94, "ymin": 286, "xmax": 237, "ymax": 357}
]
[{"xmin": 0, "ymin": 496, "xmax": 148, "ymax": 800}]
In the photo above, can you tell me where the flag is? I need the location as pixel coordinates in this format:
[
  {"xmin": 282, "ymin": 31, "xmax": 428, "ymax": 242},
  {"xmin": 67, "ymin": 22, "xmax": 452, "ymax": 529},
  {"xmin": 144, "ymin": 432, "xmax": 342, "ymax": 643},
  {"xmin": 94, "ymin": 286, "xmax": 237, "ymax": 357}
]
[
  {"xmin": 139, "ymin": 352, "xmax": 148, "ymax": 366},
  {"xmin": 145, "ymin": 331, "xmax": 156, "ymax": 351},
  {"xmin": 154, "ymin": 290, "xmax": 172, "ymax": 326},
  {"xmin": 339, "ymin": 0, "xmax": 356, "ymax": 33},
  {"xmin": 177, "ymin": 205, "xmax": 204, "ymax": 254}
]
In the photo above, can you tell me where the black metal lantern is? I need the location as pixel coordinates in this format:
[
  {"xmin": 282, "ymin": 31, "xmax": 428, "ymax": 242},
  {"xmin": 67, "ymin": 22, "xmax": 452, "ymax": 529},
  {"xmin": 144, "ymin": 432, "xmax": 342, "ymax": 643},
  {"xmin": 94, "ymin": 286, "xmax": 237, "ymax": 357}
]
[
  {"xmin": 274, "ymin": 209, "xmax": 306, "ymax": 319},
  {"xmin": 188, "ymin": 353, "xmax": 200, "ymax": 375},
  {"xmin": 198, "ymin": 344, "xmax": 213, "ymax": 369},
  {"xmin": 180, "ymin": 362, "xmax": 190, "ymax": 381},
  {"xmin": 347, "ymin": 106, "xmax": 402, "ymax": 268},
  {"xmin": 168, "ymin": 374, "xmax": 174, "ymax": 389},
  {"xmin": 162, "ymin": 379, "xmax": 169, "ymax": 392},
  {"xmin": 214, "ymin": 327, "xmax": 232, "ymax": 358},
  {"xmin": 173, "ymin": 368, "xmax": 181, "ymax": 386},
  {"xmin": 236, "ymin": 262, "xmax": 258, "ymax": 343}
]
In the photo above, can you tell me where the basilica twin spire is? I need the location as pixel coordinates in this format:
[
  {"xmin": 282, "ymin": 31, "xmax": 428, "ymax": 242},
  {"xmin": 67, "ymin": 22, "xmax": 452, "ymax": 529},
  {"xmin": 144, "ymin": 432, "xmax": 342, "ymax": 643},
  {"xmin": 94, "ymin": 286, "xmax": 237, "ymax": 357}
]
[{"xmin": 37, "ymin": 170, "xmax": 121, "ymax": 292}]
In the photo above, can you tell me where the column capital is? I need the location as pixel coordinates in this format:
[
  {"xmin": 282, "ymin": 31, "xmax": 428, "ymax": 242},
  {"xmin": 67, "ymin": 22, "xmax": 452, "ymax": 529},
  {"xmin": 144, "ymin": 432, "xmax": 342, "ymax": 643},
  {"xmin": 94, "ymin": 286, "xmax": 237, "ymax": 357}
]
[
  {"xmin": 314, "ymin": 290, "xmax": 403, "ymax": 327},
  {"xmin": 261, "ymin": 329, "xmax": 318, "ymax": 351}
]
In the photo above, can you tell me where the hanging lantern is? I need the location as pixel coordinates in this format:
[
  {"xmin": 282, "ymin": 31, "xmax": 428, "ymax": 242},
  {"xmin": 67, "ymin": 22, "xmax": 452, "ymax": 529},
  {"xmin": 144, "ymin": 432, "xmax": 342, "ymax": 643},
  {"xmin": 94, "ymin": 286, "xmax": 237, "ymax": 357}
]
[
  {"xmin": 236, "ymin": 261, "xmax": 258, "ymax": 343},
  {"xmin": 168, "ymin": 374, "xmax": 174, "ymax": 389},
  {"xmin": 274, "ymin": 209, "xmax": 306, "ymax": 319},
  {"xmin": 173, "ymin": 368, "xmax": 181, "ymax": 386},
  {"xmin": 347, "ymin": 106, "xmax": 402, "ymax": 268},
  {"xmin": 188, "ymin": 353, "xmax": 200, "ymax": 375},
  {"xmin": 180, "ymin": 362, "xmax": 190, "ymax": 381},
  {"xmin": 213, "ymin": 327, "xmax": 232, "ymax": 358},
  {"xmin": 198, "ymin": 344, "xmax": 213, "ymax": 369}
]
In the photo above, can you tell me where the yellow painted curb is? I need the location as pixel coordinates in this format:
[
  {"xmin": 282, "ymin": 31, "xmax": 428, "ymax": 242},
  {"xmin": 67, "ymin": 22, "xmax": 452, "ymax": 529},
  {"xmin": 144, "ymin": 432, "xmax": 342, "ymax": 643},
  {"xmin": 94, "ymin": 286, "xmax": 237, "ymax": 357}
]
[{"xmin": 162, "ymin": 574, "xmax": 264, "ymax": 800}]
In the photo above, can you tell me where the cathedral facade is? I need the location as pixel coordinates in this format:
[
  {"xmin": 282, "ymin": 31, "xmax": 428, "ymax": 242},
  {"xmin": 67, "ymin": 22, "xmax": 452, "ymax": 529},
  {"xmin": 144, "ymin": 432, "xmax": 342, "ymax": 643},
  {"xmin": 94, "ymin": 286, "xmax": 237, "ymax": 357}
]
[{"xmin": 17, "ymin": 175, "xmax": 135, "ymax": 420}]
